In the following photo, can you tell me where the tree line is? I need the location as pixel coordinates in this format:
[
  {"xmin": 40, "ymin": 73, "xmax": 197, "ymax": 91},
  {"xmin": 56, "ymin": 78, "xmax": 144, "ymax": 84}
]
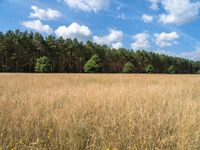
[{"xmin": 0, "ymin": 30, "xmax": 200, "ymax": 73}]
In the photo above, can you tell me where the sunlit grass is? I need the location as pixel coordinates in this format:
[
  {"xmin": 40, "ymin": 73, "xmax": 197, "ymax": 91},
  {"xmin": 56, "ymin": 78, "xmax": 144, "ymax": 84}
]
[{"xmin": 0, "ymin": 74, "xmax": 200, "ymax": 149}]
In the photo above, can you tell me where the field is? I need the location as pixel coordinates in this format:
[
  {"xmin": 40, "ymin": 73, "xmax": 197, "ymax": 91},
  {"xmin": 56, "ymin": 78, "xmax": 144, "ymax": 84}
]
[{"xmin": 0, "ymin": 74, "xmax": 200, "ymax": 150}]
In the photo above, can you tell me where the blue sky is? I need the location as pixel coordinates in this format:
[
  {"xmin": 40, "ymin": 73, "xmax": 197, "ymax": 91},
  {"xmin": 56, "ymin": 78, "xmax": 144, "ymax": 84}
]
[{"xmin": 1, "ymin": 0, "xmax": 200, "ymax": 60}]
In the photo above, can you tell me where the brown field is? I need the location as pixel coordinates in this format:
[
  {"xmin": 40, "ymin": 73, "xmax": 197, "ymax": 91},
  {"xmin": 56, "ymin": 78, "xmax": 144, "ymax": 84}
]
[{"xmin": 0, "ymin": 74, "xmax": 200, "ymax": 150}]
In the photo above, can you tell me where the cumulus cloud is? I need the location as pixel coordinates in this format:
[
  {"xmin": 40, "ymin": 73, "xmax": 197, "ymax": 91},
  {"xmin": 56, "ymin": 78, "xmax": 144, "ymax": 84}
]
[
  {"xmin": 93, "ymin": 29, "xmax": 123, "ymax": 47},
  {"xmin": 30, "ymin": 5, "xmax": 61, "ymax": 20},
  {"xmin": 112, "ymin": 42, "xmax": 123, "ymax": 49},
  {"xmin": 63, "ymin": 0, "xmax": 109, "ymax": 12},
  {"xmin": 142, "ymin": 14, "xmax": 153, "ymax": 23},
  {"xmin": 22, "ymin": 20, "xmax": 53, "ymax": 34},
  {"xmin": 154, "ymin": 32, "xmax": 179, "ymax": 47},
  {"xmin": 131, "ymin": 33, "xmax": 150, "ymax": 50},
  {"xmin": 159, "ymin": 0, "xmax": 200, "ymax": 25},
  {"xmin": 55, "ymin": 22, "xmax": 92, "ymax": 41},
  {"xmin": 148, "ymin": 0, "xmax": 200, "ymax": 25}
]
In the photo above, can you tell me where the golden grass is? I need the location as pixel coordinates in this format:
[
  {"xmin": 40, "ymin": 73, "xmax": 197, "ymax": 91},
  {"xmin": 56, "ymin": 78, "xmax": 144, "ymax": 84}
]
[{"xmin": 0, "ymin": 74, "xmax": 200, "ymax": 150}]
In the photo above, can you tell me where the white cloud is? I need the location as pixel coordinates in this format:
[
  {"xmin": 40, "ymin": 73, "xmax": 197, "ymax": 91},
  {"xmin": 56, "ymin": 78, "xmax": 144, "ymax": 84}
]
[
  {"xmin": 131, "ymin": 33, "xmax": 150, "ymax": 50},
  {"xmin": 142, "ymin": 14, "xmax": 153, "ymax": 23},
  {"xmin": 30, "ymin": 5, "xmax": 61, "ymax": 20},
  {"xmin": 63, "ymin": 0, "xmax": 109, "ymax": 12},
  {"xmin": 154, "ymin": 32, "xmax": 179, "ymax": 47},
  {"xmin": 22, "ymin": 20, "xmax": 53, "ymax": 34},
  {"xmin": 153, "ymin": 48, "xmax": 200, "ymax": 60},
  {"xmin": 180, "ymin": 48, "xmax": 200, "ymax": 60},
  {"xmin": 159, "ymin": 0, "xmax": 200, "ymax": 25},
  {"xmin": 154, "ymin": 49, "xmax": 177, "ymax": 56},
  {"xmin": 116, "ymin": 13, "xmax": 126, "ymax": 20},
  {"xmin": 112, "ymin": 42, "xmax": 123, "ymax": 49},
  {"xmin": 55, "ymin": 22, "xmax": 92, "ymax": 41},
  {"xmin": 155, "ymin": 48, "xmax": 200, "ymax": 60},
  {"xmin": 148, "ymin": 0, "xmax": 200, "ymax": 25},
  {"xmin": 148, "ymin": 0, "xmax": 160, "ymax": 10},
  {"xmin": 93, "ymin": 29, "xmax": 123, "ymax": 46}
]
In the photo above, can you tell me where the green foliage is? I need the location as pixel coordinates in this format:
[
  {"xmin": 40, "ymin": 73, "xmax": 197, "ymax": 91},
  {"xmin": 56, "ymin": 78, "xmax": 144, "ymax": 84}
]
[
  {"xmin": 0, "ymin": 30, "xmax": 200, "ymax": 73},
  {"xmin": 123, "ymin": 62, "xmax": 135, "ymax": 73},
  {"xmin": 145, "ymin": 65, "xmax": 155, "ymax": 73},
  {"xmin": 168, "ymin": 65, "xmax": 176, "ymax": 74},
  {"xmin": 196, "ymin": 70, "xmax": 200, "ymax": 74},
  {"xmin": 84, "ymin": 54, "xmax": 102, "ymax": 73},
  {"xmin": 35, "ymin": 56, "xmax": 50, "ymax": 73}
]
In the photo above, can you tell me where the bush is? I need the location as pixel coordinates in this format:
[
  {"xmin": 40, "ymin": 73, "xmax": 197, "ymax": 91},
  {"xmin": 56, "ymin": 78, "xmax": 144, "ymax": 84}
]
[
  {"xmin": 196, "ymin": 70, "xmax": 200, "ymax": 74},
  {"xmin": 35, "ymin": 56, "xmax": 50, "ymax": 73},
  {"xmin": 123, "ymin": 62, "xmax": 135, "ymax": 73},
  {"xmin": 145, "ymin": 65, "xmax": 155, "ymax": 73},
  {"xmin": 168, "ymin": 65, "xmax": 176, "ymax": 74},
  {"xmin": 84, "ymin": 54, "xmax": 102, "ymax": 73}
]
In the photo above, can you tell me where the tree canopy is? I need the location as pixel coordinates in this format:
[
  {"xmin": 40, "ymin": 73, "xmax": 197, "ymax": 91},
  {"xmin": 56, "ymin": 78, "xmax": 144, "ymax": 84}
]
[{"xmin": 0, "ymin": 30, "xmax": 200, "ymax": 73}]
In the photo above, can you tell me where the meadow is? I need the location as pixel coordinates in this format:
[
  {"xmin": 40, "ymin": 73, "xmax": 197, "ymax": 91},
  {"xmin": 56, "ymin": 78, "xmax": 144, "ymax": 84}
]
[{"xmin": 0, "ymin": 74, "xmax": 200, "ymax": 150}]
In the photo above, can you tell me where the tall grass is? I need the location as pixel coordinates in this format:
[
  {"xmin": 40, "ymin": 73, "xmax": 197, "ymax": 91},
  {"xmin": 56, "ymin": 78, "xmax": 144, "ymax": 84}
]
[{"xmin": 0, "ymin": 74, "xmax": 200, "ymax": 150}]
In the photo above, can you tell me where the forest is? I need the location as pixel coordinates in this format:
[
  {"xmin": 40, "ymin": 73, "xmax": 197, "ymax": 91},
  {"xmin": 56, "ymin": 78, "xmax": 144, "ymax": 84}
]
[{"xmin": 0, "ymin": 30, "xmax": 200, "ymax": 73}]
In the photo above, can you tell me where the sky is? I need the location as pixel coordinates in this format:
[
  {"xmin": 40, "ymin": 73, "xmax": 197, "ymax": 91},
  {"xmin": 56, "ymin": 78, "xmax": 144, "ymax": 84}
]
[{"xmin": 1, "ymin": 0, "xmax": 200, "ymax": 60}]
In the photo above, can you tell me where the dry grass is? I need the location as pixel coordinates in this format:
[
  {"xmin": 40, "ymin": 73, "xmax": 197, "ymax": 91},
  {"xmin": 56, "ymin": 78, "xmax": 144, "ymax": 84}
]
[{"xmin": 0, "ymin": 74, "xmax": 200, "ymax": 150}]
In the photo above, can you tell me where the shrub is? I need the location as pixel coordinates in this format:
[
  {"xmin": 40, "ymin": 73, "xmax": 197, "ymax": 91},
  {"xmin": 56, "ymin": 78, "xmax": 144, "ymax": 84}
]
[
  {"xmin": 123, "ymin": 62, "xmax": 135, "ymax": 73},
  {"xmin": 196, "ymin": 70, "xmax": 200, "ymax": 74},
  {"xmin": 145, "ymin": 65, "xmax": 155, "ymax": 73},
  {"xmin": 168, "ymin": 65, "xmax": 176, "ymax": 74},
  {"xmin": 84, "ymin": 54, "xmax": 102, "ymax": 73},
  {"xmin": 35, "ymin": 56, "xmax": 50, "ymax": 73}
]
